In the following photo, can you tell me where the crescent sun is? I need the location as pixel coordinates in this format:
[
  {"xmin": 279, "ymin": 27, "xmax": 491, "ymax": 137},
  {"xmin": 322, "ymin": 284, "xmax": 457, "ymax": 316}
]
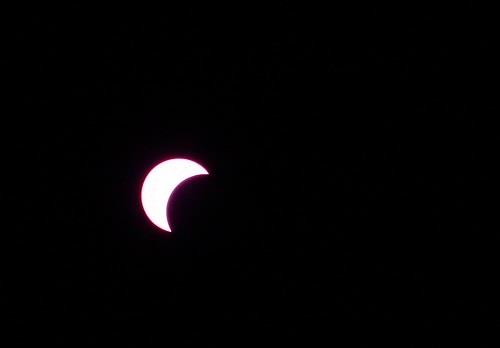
[{"xmin": 141, "ymin": 158, "xmax": 209, "ymax": 232}]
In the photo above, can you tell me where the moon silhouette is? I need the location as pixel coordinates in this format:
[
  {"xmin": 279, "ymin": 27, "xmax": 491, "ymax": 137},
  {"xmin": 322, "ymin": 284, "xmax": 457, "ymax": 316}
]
[{"xmin": 141, "ymin": 158, "xmax": 209, "ymax": 232}]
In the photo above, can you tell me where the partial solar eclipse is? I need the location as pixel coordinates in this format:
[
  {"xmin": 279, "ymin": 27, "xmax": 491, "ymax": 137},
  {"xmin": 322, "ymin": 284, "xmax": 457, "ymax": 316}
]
[{"xmin": 141, "ymin": 158, "xmax": 209, "ymax": 232}]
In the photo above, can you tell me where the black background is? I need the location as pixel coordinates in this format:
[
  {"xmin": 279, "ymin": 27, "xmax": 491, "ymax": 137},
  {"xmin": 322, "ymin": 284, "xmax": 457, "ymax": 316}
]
[{"xmin": 4, "ymin": 4, "xmax": 498, "ymax": 346}]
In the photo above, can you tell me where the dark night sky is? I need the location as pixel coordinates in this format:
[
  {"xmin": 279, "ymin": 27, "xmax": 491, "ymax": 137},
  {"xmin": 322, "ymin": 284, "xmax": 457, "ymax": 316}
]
[{"xmin": 4, "ymin": 4, "xmax": 499, "ymax": 346}]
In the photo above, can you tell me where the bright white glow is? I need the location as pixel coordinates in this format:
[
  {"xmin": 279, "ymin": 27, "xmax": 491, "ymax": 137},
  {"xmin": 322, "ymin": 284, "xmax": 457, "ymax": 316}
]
[{"xmin": 141, "ymin": 158, "xmax": 209, "ymax": 232}]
